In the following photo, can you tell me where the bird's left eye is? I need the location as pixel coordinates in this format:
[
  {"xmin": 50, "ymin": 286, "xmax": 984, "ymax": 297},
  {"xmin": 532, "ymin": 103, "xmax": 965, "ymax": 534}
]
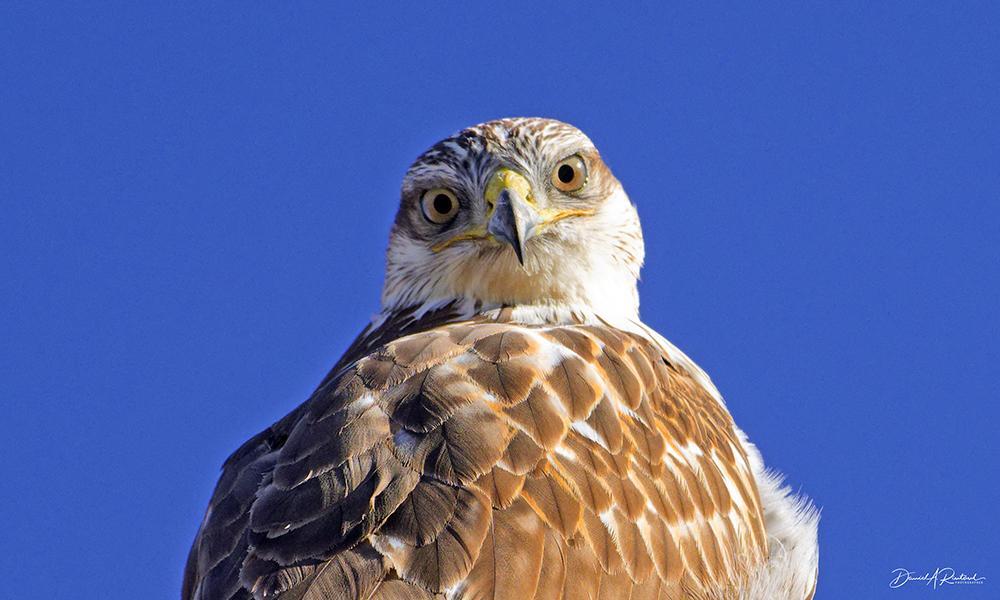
[
  {"xmin": 551, "ymin": 154, "xmax": 588, "ymax": 192},
  {"xmin": 421, "ymin": 188, "xmax": 460, "ymax": 224}
]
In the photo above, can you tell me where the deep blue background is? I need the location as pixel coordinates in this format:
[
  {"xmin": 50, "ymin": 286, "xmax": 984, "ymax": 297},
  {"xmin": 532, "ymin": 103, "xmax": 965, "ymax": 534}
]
[{"xmin": 2, "ymin": 4, "xmax": 997, "ymax": 599}]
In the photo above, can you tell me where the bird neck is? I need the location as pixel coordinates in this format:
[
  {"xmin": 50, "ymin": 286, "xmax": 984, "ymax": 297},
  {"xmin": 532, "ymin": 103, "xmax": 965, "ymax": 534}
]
[{"xmin": 386, "ymin": 287, "xmax": 640, "ymax": 331}]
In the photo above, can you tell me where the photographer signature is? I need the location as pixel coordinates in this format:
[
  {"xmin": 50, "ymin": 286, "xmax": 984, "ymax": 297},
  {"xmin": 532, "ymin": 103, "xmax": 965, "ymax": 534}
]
[{"xmin": 890, "ymin": 567, "xmax": 985, "ymax": 589}]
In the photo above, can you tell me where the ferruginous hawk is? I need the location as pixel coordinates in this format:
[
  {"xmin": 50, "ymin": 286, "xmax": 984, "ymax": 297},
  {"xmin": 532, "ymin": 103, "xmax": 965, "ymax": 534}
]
[{"xmin": 183, "ymin": 118, "xmax": 819, "ymax": 600}]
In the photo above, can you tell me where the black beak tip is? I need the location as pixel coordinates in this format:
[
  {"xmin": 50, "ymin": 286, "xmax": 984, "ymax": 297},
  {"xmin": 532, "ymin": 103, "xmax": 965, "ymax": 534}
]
[{"xmin": 512, "ymin": 244, "xmax": 525, "ymax": 265}]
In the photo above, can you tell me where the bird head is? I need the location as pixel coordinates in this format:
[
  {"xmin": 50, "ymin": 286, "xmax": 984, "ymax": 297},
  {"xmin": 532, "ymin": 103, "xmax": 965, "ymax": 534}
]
[{"xmin": 382, "ymin": 118, "xmax": 645, "ymax": 321}]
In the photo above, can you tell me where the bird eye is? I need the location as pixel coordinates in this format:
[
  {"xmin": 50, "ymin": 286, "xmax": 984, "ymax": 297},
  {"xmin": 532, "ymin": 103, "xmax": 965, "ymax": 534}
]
[
  {"xmin": 551, "ymin": 155, "xmax": 588, "ymax": 192},
  {"xmin": 421, "ymin": 188, "xmax": 460, "ymax": 224}
]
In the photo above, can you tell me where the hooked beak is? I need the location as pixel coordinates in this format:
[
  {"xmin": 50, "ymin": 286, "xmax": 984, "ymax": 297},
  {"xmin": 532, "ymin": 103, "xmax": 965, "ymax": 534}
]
[
  {"xmin": 487, "ymin": 187, "xmax": 539, "ymax": 265},
  {"xmin": 485, "ymin": 169, "xmax": 540, "ymax": 266}
]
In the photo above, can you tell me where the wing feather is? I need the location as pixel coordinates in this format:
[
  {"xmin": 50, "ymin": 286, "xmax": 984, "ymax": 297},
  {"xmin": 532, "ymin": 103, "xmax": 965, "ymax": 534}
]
[
  {"xmin": 457, "ymin": 497, "xmax": 546, "ymax": 600},
  {"xmin": 371, "ymin": 486, "xmax": 491, "ymax": 592},
  {"xmin": 184, "ymin": 318, "xmax": 769, "ymax": 600},
  {"xmin": 533, "ymin": 529, "xmax": 569, "ymax": 600}
]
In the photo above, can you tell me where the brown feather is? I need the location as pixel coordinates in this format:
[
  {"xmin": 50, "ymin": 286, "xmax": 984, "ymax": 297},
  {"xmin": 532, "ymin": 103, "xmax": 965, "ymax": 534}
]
[
  {"xmin": 533, "ymin": 529, "xmax": 569, "ymax": 600},
  {"xmin": 368, "ymin": 579, "xmax": 438, "ymax": 600},
  {"xmin": 470, "ymin": 330, "xmax": 539, "ymax": 362},
  {"xmin": 551, "ymin": 451, "xmax": 613, "ymax": 513},
  {"xmin": 520, "ymin": 466, "xmax": 583, "ymax": 537},
  {"xmin": 414, "ymin": 402, "xmax": 512, "ymax": 485},
  {"xmin": 387, "ymin": 330, "xmax": 463, "ymax": 371},
  {"xmin": 607, "ymin": 509, "xmax": 655, "ymax": 583},
  {"xmin": 561, "ymin": 537, "xmax": 602, "ymax": 600},
  {"xmin": 544, "ymin": 353, "xmax": 603, "ymax": 421},
  {"xmin": 474, "ymin": 466, "xmax": 525, "ymax": 509},
  {"xmin": 503, "ymin": 385, "xmax": 569, "ymax": 451},
  {"xmin": 389, "ymin": 366, "xmax": 476, "ymax": 433},
  {"xmin": 580, "ymin": 508, "xmax": 623, "ymax": 574},
  {"xmin": 380, "ymin": 477, "xmax": 460, "ymax": 546},
  {"xmin": 596, "ymin": 351, "xmax": 644, "ymax": 411},
  {"xmin": 583, "ymin": 394, "xmax": 624, "ymax": 453},
  {"xmin": 499, "ymin": 430, "xmax": 546, "ymax": 475},
  {"xmin": 373, "ymin": 486, "xmax": 491, "ymax": 592},
  {"xmin": 597, "ymin": 567, "xmax": 634, "ymax": 600},
  {"xmin": 458, "ymin": 498, "xmax": 546, "ymax": 600},
  {"xmin": 542, "ymin": 327, "xmax": 600, "ymax": 362},
  {"xmin": 277, "ymin": 544, "xmax": 387, "ymax": 600}
]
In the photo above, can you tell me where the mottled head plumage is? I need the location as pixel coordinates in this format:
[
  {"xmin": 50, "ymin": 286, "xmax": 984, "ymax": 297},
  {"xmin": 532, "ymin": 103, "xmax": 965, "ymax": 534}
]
[{"xmin": 383, "ymin": 117, "xmax": 645, "ymax": 322}]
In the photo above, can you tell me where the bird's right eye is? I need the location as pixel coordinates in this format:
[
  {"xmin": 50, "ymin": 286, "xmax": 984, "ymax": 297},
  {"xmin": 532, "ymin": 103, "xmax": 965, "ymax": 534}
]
[
  {"xmin": 551, "ymin": 154, "xmax": 588, "ymax": 192},
  {"xmin": 421, "ymin": 189, "xmax": 460, "ymax": 224}
]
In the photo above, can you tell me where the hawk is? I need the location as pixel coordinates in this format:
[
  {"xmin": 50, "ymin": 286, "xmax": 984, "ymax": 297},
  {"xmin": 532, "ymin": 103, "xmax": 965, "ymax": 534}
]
[{"xmin": 183, "ymin": 118, "xmax": 819, "ymax": 600}]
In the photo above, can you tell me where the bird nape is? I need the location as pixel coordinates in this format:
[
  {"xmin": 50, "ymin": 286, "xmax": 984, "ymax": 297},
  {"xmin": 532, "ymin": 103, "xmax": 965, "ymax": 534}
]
[{"xmin": 183, "ymin": 118, "xmax": 819, "ymax": 600}]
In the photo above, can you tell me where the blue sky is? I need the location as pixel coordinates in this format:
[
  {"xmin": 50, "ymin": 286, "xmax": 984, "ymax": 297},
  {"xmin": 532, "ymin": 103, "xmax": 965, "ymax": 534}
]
[{"xmin": 2, "ymin": 3, "xmax": 998, "ymax": 598}]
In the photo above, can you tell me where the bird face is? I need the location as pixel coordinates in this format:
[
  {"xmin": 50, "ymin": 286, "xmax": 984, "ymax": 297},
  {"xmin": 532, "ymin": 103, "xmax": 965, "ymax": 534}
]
[{"xmin": 383, "ymin": 118, "xmax": 645, "ymax": 318}]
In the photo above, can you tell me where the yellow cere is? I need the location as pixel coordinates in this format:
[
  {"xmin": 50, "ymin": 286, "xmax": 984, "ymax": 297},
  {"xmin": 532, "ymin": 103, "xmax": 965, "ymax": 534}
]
[{"xmin": 484, "ymin": 168, "xmax": 535, "ymax": 208}]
